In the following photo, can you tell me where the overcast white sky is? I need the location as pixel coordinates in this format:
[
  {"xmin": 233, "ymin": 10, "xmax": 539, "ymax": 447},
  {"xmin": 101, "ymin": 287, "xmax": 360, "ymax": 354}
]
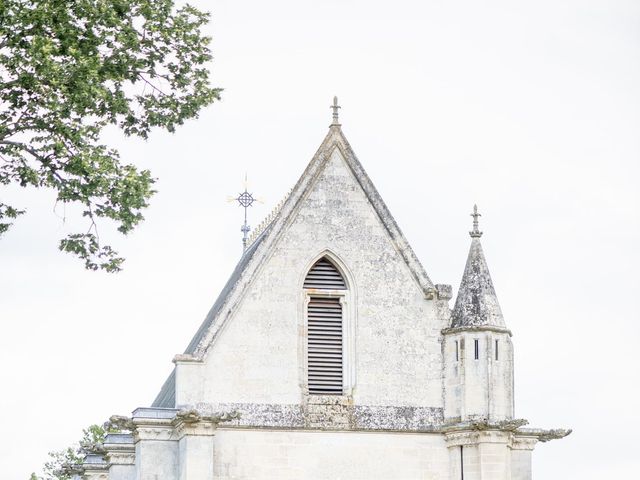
[{"xmin": 1, "ymin": 0, "xmax": 639, "ymax": 478}]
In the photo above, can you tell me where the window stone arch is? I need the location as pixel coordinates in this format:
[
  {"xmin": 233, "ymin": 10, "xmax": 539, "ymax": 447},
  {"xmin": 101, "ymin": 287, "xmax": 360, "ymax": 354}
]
[{"xmin": 301, "ymin": 254, "xmax": 355, "ymax": 397}]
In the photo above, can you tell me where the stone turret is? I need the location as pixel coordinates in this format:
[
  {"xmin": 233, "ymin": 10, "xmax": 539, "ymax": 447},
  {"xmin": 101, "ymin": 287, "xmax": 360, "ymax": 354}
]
[{"xmin": 444, "ymin": 205, "xmax": 514, "ymax": 423}]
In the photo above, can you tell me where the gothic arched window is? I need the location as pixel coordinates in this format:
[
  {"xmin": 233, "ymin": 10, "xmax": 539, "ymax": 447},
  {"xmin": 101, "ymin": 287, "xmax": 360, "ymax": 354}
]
[{"xmin": 304, "ymin": 257, "xmax": 347, "ymax": 395}]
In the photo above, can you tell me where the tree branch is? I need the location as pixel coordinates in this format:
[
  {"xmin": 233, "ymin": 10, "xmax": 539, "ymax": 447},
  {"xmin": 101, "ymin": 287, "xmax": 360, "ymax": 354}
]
[
  {"xmin": 0, "ymin": 140, "xmax": 66, "ymax": 183},
  {"xmin": 137, "ymin": 74, "xmax": 167, "ymax": 96}
]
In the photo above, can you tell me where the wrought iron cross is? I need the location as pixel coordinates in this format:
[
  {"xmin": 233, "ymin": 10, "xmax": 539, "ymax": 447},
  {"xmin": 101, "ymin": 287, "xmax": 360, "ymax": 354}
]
[
  {"xmin": 470, "ymin": 204, "xmax": 483, "ymax": 238},
  {"xmin": 231, "ymin": 176, "xmax": 257, "ymax": 251}
]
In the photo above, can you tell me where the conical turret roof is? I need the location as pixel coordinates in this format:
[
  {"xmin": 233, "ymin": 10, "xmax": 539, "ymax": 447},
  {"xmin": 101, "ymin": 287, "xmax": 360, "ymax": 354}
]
[{"xmin": 451, "ymin": 206, "xmax": 506, "ymax": 329}]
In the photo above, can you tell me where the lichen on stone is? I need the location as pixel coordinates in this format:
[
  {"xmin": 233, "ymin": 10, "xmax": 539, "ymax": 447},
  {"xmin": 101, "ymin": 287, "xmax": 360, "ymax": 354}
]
[{"xmin": 451, "ymin": 238, "xmax": 506, "ymax": 328}]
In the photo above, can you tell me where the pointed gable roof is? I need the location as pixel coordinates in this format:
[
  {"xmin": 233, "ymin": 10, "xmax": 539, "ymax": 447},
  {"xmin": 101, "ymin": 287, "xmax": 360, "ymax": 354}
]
[
  {"xmin": 152, "ymin": 118, "xmax": 436, "ymax": 407},
  {"xmin": 187, "ymin": 122, "xmax": 435, "ymax": 358},
  {"xmin": 450, "ymin": 213, "xmax": 506, "ymax": 329}
]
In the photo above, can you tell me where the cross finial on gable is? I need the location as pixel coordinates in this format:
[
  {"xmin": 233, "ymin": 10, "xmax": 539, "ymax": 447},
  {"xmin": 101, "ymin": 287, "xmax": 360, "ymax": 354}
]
[
  {"xmin": 330, "ymin": 96, "xmax": 341, "ymax": 127},
  {"xmin": 470, "ymin": 204, "xmax": 483, "ymax": 238}
]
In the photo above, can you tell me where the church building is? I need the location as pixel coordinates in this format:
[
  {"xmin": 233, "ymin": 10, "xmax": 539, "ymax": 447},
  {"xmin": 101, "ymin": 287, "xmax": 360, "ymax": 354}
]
[{"xmin": 81, "ymin": 99, "xmax": 570, "ymax": 479}]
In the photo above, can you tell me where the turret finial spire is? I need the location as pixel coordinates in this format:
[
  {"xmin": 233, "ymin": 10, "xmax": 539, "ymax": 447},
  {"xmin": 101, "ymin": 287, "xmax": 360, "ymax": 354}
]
[
  {"xmin": 470, "ymin": 204, "xmax": 483, "ymax": 238},
  {"xmin": 330, "ymin": 96, "xmax": 341, "ymax": 127}
]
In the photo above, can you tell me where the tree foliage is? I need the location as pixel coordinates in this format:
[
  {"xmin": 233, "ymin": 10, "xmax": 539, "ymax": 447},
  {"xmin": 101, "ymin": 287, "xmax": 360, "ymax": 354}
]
[
  {"xmin": 0, "ymin": 0, "xmax": 220, "ymax": 271},
  {"xmin": 30, "ymin": 423, "xmax": 119, "ymax": 480}
]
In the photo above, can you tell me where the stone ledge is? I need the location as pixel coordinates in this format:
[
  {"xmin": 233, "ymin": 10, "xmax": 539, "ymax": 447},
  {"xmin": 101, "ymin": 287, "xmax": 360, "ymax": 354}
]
[
  {"xmin": 442, "ymin": 418, "xmax": 572, "ymax": 444},
  {"xmin": 132, "ymin": 407, "xmax": 179, "ymax": 419},
  {"xmin": 104, "ymin": 433, "xmax": 134, "ymax": 444},
  {"xmin": 189, "ymin": 402, "xmax": 444, "ymax": 432},
  {"xmin": 305, "ymin": 394, "xmax": 352, "ymax": 406},
  {"xmin": 84, "ymin": 454, "xmax": 107, "ymax": 465},
  {"xmin": 517, "ymin": 427, "xmax": 572, "ymax": 442},
  {"xmin": 442, "ymin": 325, "xmax": 512, "ymax": 336}
]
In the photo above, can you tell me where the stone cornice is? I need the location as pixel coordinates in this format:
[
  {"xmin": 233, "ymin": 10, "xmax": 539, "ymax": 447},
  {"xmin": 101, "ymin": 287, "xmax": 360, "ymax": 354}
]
[
  {"xmin": 441, "ymin": 418, "xmax": 571, "ymax": 446},
  {"xmin": 517, "ymin": 427, "xmax": 573, "ymax": 442},
  {"xmin": 134, "ymin": 424, "xmax": 176, "ymax": 442},
  {"xmin": 172, "ymin": 353, "xmax": 203, "ymax": 364},
  {"xmin": 82, "ymin": 470, "xmax": 108, "ymax": 480},
  {"xmin": 444, "ymin": 430, "xmax": 482, "ymax": 446},
  {"xmin": 173, "ymin": 408, "xmax": 241, "ymax": 439},
  {"xmin": 130, "ymin": 409, "xmax": 177, "ymax": 441},
  {"xmin": 115, "ymin": 407, "xmax": 242, "ymax": 442},
  {"xmin": 112, "ymin": 405, "xmax": 571, "ymax": 443},
  {"xmin": 188, "ymin": 402, "xmax": 444, "ymax": 432},
  {"xmin": 441, "ymin": 418, "xmax": 529, "ymax": 433},
  {"xmin": 441, "ymin": 325, "xmax": 512, "ymax": 336},
  {"xmin": 510, "ymin": 436, "xmax": 539, "ymax": 451},
  {"xmin": 82, "ymin": 454, "xmax": 109, "ymax": 479},
  {"xmin": 104, "ymin": 450, "xmax": 135, "ymax": 466},
  {"xmin": 445, "ymin": 429, "xmax": 512, "ymax": 447},
  {"xmin": 441, "ymin": 418, "xmax": 529, "ymax": 447},
  {"xmin": 103, "ymin": 434, "xmax": 135, "ymax": 466}
]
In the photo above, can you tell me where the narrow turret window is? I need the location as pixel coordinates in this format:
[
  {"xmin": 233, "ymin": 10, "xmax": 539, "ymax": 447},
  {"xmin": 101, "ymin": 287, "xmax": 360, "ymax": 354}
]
[
  {"xmin": 455, "ymin": 340, "xmax": 459, "ymax": 362},
  {"xmin": 495, "ymin": 339, "xmax": 499, "ymax": 360},
  {"xmin": 304, "ymin": 257, "xmax": 346, "ymax": 395},
  {"xmin": 474, "ymin": 339, "xmax": 479, "ymax": 360}
]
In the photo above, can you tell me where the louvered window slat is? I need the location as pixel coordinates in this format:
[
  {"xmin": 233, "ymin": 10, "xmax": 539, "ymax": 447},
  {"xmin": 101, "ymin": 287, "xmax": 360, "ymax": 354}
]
[
  {"xmin": 307, "ymin": 295, "xmax": 343, "ymax": 395},
  {"xmin": 303, "ymin": 258, "xmax": 346, "ymax": 289},
  {"xmin": 304, "ymin": 258, "xmax": 346, "ymax": 395}
]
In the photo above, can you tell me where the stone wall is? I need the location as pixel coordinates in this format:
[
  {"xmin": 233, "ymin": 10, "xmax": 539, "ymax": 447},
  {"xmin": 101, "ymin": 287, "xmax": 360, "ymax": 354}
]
[
  {"xmin": 444, "ymin": 329, "xmax": 514, "ymax": 422},
  {"xmin": 212, "ymin": 428, "xmax": 449, "ymax": 480}
]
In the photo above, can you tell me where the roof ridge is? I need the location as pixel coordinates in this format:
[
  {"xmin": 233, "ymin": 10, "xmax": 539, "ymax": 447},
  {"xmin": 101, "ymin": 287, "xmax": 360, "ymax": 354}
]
[{"xmin": 333, "ymin": 129, "xmax": 435, "ymax": 296}]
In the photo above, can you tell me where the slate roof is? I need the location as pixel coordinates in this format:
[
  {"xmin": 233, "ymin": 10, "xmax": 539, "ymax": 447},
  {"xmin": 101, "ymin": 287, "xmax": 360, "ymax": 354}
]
[
  {"xmin": 184, "ymin": 230, "xmax": 269, "ymax": 354},
  {"xmin": 450, "ymin": 237, "xmax": 506, "ymax": 329},
  {"xmin": 152, "ymin": 368, "xmax": 175, "ymax": 408},
  {"xmin": 151, "ymin": 230, "xmax": 269, "ymax": 408}
]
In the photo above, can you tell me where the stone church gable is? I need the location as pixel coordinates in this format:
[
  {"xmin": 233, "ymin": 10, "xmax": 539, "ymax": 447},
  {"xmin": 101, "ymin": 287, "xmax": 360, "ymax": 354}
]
[
  {"xmin": 154, "ymin": 124, "xmax": 444, "ymax": 408},
  {"xmin": 190, "ymin": 126, "xmax": 435, "ymax": 359},
  {"xmin": 72, "ymin": 102, "xmax": 572, "ymax": 480},
  {"xmin": 164, "ymin": 128, "xmax": 448, "ymax": 408}
]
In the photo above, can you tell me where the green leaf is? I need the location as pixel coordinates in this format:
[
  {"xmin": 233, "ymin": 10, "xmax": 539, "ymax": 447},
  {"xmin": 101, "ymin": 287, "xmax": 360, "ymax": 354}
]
[{"xmin": 0, "ymin": 0, "xmax": 221, "ymax": 272}]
